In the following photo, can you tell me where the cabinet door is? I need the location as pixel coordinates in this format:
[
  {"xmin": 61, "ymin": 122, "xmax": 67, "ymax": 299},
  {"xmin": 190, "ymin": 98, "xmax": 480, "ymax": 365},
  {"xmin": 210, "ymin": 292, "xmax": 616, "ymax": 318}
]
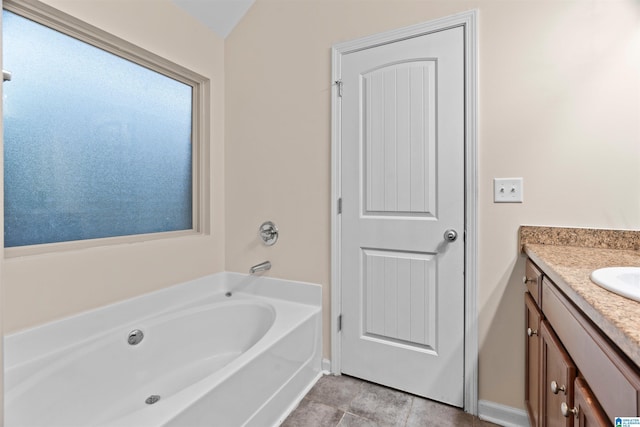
[
  {"xmin": 572, "ymin": 377, "xmax": 610, "ymax": 427},
  {"xmin": 526, "ymin": 293, "xmax": 542, "ymax": 427},
  {"xmin": 541, "ymin": 320, "xmax": 577, "ymax": 427}
]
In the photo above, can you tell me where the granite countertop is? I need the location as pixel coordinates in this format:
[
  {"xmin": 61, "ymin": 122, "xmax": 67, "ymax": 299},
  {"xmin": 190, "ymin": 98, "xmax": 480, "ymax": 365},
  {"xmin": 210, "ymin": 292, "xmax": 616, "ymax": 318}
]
[{"xmin": 520, "ymin": 226, "xmax": 640, "ymax": 368}]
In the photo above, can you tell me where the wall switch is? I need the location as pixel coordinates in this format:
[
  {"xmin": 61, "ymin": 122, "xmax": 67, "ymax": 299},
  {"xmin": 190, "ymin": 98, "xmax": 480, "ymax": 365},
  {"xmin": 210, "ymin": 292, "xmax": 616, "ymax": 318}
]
[{"xmin": 494, "ymin": 178, "xmax": 523, "ymax": 203}]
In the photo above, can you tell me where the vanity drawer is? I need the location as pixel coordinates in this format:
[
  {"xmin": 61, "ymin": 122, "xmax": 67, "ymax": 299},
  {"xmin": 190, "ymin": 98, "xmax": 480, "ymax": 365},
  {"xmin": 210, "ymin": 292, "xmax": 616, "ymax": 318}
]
[
  {"xmin": 542, "ymin": 278, "xmax": 640, "ymax": 420},
  {"xmin": 524, "ymin": 260, "xmax": 543, "ymax": 306}
]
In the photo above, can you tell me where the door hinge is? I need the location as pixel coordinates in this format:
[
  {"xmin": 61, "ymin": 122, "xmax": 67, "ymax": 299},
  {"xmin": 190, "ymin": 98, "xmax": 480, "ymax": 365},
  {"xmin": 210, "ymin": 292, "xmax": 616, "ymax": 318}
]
[
  {"xmin": 335, "ymin": 80, "xmax": 343, "ymax": 97},
  {"xmin": 3, "ymin": 70, "xmax": 12, "ymax": 82},
  {"xmin": 338, "ymin": 314, "xmax": 343, "ymax": 332},
  {"xmin": 337, "ymin": 197, "xmax": 342, "ymax": 214}
]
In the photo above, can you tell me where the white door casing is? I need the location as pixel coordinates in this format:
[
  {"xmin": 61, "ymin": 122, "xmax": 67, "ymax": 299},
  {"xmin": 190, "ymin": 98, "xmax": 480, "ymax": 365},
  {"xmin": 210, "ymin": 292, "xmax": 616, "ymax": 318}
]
[{"xmin": 331, "ymin": 10, "xmax": 478, "ymax": 413}]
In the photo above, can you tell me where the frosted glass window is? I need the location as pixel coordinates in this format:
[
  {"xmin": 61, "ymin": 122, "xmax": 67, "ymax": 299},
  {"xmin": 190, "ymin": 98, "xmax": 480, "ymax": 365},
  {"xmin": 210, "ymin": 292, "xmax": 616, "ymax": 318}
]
[{"xmin": 3, "ymin": 10, "xmax": 194, "ymax": 248}]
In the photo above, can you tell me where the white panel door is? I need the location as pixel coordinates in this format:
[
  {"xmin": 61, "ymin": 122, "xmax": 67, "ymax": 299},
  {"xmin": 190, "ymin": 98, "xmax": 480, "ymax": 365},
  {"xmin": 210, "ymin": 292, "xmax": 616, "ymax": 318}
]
[{"xmin": 340, "ymin": 26, "xmax": 465, "ymax": 406}]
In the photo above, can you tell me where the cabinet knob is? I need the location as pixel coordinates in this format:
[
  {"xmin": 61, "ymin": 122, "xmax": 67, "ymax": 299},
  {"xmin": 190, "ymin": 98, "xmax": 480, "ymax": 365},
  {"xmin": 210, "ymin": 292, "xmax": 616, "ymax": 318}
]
[
  {"xmin": 527, "ymin": 327, "xmax": 538, "ymax": 337},
  {"xmin": 551, "ymin": 380, "xmax": 566, "ymax": 395},
  {"xmin": 560, "ymin": 402, "xmax": 578, "ymax": 418},
  {"xmin": 523, "ymin": 276, "xmax": 536, "ymax": 285}
]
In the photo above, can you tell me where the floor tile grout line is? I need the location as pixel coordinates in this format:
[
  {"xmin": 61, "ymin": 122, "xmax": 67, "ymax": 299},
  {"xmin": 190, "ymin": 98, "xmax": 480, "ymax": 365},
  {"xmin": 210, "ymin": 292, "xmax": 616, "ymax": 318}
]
[
  {"xmin": 347, "ymin": 374, "xmax": 366, "ymax": 409},
  {"xmin": 401, "ymin": 395, "xmax": 415, "ymax": 427},
  {"xmin": 343, "ymin": 411, "xmax": 380, "ymax": 426}
]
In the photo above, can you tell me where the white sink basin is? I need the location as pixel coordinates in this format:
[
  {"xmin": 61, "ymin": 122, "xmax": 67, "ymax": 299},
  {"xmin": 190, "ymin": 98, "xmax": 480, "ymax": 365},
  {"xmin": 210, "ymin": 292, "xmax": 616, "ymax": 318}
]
[{"xmin": 590, "ymin": 267, "xmax": 640, "ymax": 302}]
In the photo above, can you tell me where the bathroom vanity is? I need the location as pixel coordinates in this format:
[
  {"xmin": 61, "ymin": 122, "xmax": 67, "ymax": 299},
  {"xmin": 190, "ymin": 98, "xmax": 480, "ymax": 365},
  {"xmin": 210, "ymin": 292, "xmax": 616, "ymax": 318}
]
[{"xmin": 520, "ymin": 227, "xmax": 640, "ymax": 427}]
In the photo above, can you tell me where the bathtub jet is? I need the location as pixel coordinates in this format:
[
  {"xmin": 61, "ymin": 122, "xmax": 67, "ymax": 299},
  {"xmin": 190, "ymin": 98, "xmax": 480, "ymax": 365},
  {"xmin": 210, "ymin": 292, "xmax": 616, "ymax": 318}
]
[
  {"xmin": 145, "ymin": 395, "xmax": 161, "ymax": 405},
  {"xmin": 127, "ymin": 329, "xmax": 144, "ymax": 345}
]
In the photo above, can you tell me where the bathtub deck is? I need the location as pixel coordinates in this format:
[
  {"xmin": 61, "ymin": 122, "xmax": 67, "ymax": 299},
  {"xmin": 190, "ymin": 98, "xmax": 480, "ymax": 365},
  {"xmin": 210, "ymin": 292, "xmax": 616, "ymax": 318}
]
[{"xmin": 282, "ymin": 375, "xmax": 498, "ymax": 427}]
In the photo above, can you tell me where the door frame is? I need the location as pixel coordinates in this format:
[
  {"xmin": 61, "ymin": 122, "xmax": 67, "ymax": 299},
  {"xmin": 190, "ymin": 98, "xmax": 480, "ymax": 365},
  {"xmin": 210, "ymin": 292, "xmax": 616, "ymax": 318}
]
[{"xmin": 330, "ymin": 9, "xmax": 479, "ymax": 414}]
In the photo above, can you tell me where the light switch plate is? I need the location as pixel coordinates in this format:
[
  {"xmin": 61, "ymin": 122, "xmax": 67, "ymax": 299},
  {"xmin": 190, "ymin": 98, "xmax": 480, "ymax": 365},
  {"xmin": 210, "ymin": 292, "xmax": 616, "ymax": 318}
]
[{"xmin": 494, "ymin": 178, "xmax": 523, "ymax": 203}]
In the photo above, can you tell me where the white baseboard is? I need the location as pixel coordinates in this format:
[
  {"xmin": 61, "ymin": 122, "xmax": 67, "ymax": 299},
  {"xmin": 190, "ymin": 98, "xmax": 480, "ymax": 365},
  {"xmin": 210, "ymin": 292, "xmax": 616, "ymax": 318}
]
[
  {"xmin": 478, "ymin": 400, "xmax": 529, "ymax": 427},
  {"xmin": 322, "ymin": 358, "xmax": 332, "ymax": 373}
]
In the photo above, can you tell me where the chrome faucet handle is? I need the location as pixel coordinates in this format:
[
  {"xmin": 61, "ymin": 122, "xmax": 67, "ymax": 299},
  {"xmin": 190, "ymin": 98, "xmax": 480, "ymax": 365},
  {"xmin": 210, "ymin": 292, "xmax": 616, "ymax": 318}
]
[
  {"xmin": 261, "ymin": 228, "xmax": 275, "ymax": 239},
  {"xmin": 259, "ymin": 221, "xmax": 278, "ymax": 246}
]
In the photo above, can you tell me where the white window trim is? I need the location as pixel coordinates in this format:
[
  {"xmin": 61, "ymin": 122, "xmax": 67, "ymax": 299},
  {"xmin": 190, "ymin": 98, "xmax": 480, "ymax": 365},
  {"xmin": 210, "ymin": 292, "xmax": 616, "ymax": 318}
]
[{"xmin": 3, "ymin": 0, "xmax": 211, "ymax": 258}]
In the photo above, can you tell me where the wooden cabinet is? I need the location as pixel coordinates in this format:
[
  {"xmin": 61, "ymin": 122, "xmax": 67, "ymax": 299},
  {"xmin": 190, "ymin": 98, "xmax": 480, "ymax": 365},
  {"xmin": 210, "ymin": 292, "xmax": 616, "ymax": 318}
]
[
  {"xmin": 524, "ymin": 259, "xmax": 640, "ymax": 427},
  {"xmin": 572, "ymin": 377, "xmax": 609, "ymax": 427},
  {"xmin": 526, "ymin": 293, "xmax": 542, "ymax": 427},
  {"xmin": 524, "ymin": 260, "xmax": 543, "ymax": 306},
  {"xmin": 540, "ymin": 320, "xmax": 576, "ymax": 427}
]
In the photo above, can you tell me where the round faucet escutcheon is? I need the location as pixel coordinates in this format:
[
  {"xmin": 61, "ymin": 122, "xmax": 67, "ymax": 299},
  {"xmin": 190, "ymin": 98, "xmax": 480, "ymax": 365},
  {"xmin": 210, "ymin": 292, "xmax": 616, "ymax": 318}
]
[{"xmin": 259, "ymin": 221, "xmax": 278, "ymax": 246}]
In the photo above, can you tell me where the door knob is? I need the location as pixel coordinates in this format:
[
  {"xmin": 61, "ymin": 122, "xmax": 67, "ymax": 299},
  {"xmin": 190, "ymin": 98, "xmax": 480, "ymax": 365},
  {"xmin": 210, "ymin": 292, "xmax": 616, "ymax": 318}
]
[{"xmin": 444, "ymin": 229, "xmax": 458, "ymax": 242}]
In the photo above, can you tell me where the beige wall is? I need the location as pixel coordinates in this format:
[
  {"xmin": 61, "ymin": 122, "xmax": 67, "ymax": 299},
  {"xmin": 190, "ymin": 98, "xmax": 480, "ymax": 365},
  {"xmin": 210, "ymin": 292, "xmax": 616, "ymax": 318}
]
[
  {"xmin": 225, "ymin": 0, "xmax": 640, "ymax": 410},
  {"xmin": 1, "ymin": 0, "xmax": 226, "ymax": 333}
]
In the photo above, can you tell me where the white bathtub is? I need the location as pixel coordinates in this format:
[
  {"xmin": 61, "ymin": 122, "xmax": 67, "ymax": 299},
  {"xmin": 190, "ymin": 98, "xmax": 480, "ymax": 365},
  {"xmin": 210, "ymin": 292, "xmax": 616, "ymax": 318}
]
[{"xmin": 5, "ymin": 272, "xmax": 323, "ymax": 427}]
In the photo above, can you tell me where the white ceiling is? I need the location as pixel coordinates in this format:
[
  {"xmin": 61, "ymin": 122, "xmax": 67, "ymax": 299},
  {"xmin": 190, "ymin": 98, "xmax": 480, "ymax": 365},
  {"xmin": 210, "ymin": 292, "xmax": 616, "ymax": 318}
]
[{"xmin": 171, "ymin": 0, "xmax": 256, "ymax": 39}]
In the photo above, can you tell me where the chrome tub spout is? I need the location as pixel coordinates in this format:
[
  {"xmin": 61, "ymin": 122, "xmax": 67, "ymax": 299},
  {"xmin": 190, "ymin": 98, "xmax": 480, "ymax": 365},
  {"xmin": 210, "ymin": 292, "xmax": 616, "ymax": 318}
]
[{"xmin": 250, "ymin": 261, "xmax": 271, "ymax": 275}]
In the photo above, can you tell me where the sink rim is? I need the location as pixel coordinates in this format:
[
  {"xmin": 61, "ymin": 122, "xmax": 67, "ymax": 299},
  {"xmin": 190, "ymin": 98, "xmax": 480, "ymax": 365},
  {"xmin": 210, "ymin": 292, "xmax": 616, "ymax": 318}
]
[{"xmin": 590, "ymin": 266, "xmax": 640, "ymax": 303}]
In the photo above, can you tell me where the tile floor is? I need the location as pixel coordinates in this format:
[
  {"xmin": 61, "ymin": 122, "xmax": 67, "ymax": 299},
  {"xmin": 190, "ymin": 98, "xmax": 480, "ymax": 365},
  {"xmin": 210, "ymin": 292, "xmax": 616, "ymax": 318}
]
[{"xmin": 282, "ymin": 375, "xmax": 499, "ymax": 427}]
